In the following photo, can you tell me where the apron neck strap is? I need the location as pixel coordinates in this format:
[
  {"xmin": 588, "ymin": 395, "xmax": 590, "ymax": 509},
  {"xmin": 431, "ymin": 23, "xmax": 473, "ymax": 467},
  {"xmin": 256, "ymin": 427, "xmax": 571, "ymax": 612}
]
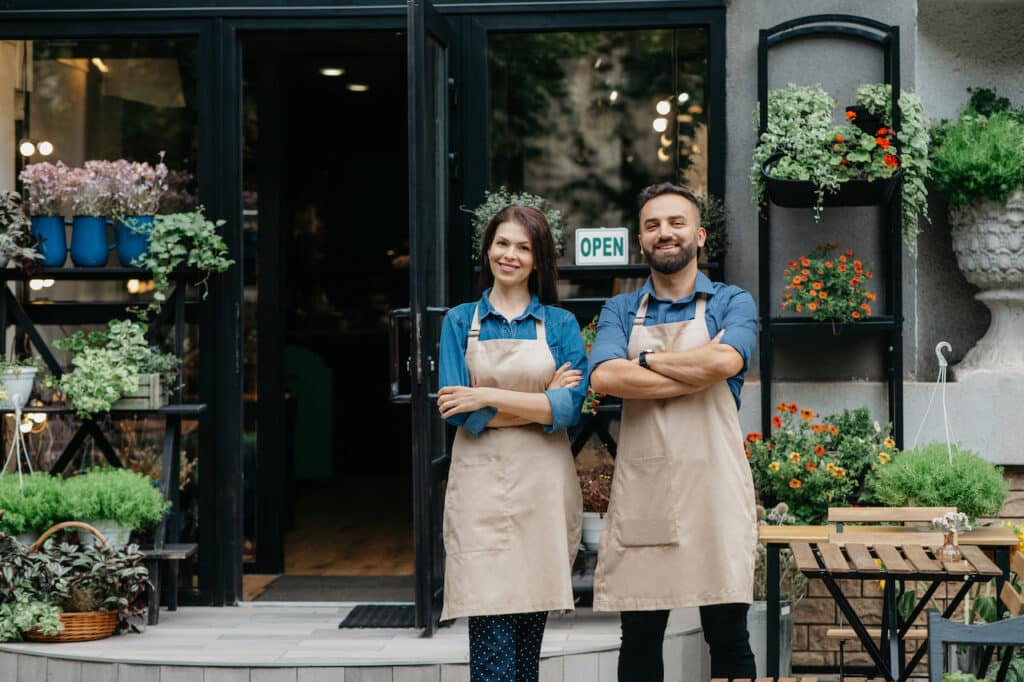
[
  {"xmin": 633, "ymin": 293, "xmax": 651, "ymax": 326},
  {"xmin": 468, "ymin": 301, "xmax": 547, "ymax": 343}
]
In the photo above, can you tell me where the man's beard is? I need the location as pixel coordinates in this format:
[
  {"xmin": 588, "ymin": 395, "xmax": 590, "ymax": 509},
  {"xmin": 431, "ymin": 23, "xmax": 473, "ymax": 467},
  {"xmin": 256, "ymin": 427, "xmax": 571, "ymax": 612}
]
[{"xmin": 643, "ymin": 239, "xmax": 698, "ymax": 275}]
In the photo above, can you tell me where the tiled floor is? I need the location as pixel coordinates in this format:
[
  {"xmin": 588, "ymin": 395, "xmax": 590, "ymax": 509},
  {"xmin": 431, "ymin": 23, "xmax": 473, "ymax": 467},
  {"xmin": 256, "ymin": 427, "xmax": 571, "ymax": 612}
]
[{"xmin": 0, "ymin": 603, "xmax": 709, "ymax": 681}]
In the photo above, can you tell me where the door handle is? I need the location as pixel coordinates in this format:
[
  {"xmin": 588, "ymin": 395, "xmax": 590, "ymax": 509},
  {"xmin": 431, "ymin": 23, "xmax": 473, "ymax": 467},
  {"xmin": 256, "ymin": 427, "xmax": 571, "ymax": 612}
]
[{"xmin": 388, "ymin": 308, "xmax": 412, "ymax": 403}]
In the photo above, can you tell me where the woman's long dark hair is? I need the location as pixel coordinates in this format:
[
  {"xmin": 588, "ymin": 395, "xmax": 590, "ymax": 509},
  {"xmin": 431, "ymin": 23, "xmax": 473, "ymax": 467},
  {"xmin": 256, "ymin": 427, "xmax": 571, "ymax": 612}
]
[{"xmin": 477, "ymin": 205, "xmax": 559, "ymax": 304}]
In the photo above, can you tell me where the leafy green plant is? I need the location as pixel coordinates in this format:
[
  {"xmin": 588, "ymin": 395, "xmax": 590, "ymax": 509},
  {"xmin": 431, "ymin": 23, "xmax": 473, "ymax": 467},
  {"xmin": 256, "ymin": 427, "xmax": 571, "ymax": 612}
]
[
  {"xmin": 855, "ymin": 84, "xmax": 931, "ymax": 252},
  {"xmin": 0, "ymin": 592, "xmax": 63, "ymax": 642},
  {"xmin": 753, "ymin": 503, "xmax": 807, "ymax": 602},
  {"xmin": 580, "ymin": 314, "xmax": 603, "ymax": 415},
  {"xmin": 0, "ymin": 473, "xmax": 65, "ymax": 536},
  {"xmin": 746, "ymin": 404, "xmax": 898, "ymax": 524},
  {"xmin": 866, "ymin": 442, "xmax": 1008, "ymax": 521},
  {"xmin": 469, "ymin": 187, "xmax": 566, "ymax": 255},
  {"xmin": 63, "ymin": 468, "xmax": 168, "ymax": 529},
  {"xmin": 55, "ymin": 319, "xmax": 180, "ymax": 419},
  {"xmin": 781, "ymin": 243, "xmax": 877, "ymax": 323},
  {"xmin": 135, "ymin": 207, "xmax": 234, "ymax": 313},
  {"xmin": 0, "ymin": 191, "xmax": 42, "ymax": 268},
  {"xmin": 695, "ymin": 192, "xmax": 729, "ymax": 262}
]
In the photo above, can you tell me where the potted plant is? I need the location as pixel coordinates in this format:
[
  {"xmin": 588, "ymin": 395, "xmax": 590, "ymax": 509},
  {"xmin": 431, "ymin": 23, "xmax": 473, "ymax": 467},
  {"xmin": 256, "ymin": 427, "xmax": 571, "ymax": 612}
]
[
  {"xmin": 930, "ymin": 88, "xmax": 1024, "ymax": 375},
  {"xmin": 469, "ymin": 186, "xmax": 566, "ymax": 255},
  {"xmin": 134, "ymin": 206, "xmax": 234, "ymax": 315},
  {"xmin": 866, "ymin": 441, "xmax": 1008, "ymax": 522},
  {"xmin": 695, "ymin": 191, "xmax": 729, "ymax": 265},
  {"xmin": 65, "ymin": 162, "xmax": 115, "ymax": 267},
  {"xmin": 780, "ymin": 243, "xmax": 877, "ymax": 324},
  {"xmin": 746, "ymin": 403, "xmax": 898, "ymax": 525},
  {"xmin": 0, "ymin": 521, "xmax": 149, "ymax": 642},
  {"xmin": 0, "ymin": 357, "xmax": 41, "ymax": 410},
  {"xmin": 63, "ymin": 468, "xmax": 169, "ymax": 547},
  {"xmin": 0, "ymin": 191, "xmax": 43, "ymax": 270},
  {"xmin": 55, "ymin": 319, "xmax": 180, "ymax": 419},
  {"xmin": 577, "ymin": 460, "xmax": 612, "ymax": 551},
  {"xmin": 18, "ymin": 161, "xmax": 69, "ymax": 267},
  {"xmin": 108, "ymin": 154, "xmax": 169, "ymax": 267},
  {"xmin": 0, "ymin": 472, "xmax": 64, "ymax": 544}
]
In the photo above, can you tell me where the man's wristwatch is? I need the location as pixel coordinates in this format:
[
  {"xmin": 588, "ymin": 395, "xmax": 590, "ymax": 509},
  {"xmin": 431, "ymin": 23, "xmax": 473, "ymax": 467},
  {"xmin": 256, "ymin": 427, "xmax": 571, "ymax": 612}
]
[{"xmin": 638, "ymin": 348, "xmax": 654, "ymax": 369}]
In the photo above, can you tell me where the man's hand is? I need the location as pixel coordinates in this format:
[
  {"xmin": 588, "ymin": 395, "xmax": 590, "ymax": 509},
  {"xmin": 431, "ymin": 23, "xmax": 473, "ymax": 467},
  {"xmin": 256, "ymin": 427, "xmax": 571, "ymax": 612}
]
[
  {"xmin": 437, "ymin": 386, "xmax": 493, "ymax": 419},
  {"xmin": 547, "ymin": 362, "xmax": 583, "ymax": 390}
]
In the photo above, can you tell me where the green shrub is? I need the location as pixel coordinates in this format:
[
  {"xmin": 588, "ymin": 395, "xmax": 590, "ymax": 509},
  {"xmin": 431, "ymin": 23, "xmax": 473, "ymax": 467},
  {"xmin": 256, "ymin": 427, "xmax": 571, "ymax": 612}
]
[
  {"xmin": 931, "ymin": 110, "xmax": 1024, "ymax": 206},
  {"xmin": 867, "ymin": 442, "xmax": 1008, "ymax": 521},
  {"xmin": 63, "ymin": 468, "xmax": 169, "ymax": 529},
  {"xmin": 0, "ymin": 473, "xmax": 64, "ymax": 535}
]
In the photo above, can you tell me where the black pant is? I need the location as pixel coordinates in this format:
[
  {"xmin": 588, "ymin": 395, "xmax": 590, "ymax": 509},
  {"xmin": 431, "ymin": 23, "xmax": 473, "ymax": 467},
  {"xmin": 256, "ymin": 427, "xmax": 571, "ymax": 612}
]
[{"xmin": 618, "ymin": 603, "xmax": 756, "ymax": 682}]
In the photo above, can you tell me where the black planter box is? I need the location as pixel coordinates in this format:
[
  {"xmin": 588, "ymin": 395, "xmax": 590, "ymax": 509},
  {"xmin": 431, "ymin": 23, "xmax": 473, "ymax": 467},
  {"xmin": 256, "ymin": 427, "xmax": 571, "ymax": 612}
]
[
  {"xmin": 762, "ymin": 165, "xmax": 902, "ymax": 208},
  {"xmin": 845, "ymin": 105, "xmax": 885, "ymax": 136}
]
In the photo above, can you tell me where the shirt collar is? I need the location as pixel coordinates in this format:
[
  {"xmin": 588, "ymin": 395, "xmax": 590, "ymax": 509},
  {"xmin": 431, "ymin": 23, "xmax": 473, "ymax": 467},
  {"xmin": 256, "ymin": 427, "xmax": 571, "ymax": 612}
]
[
  {"xmin": 478, "ymin": 288, "xmax": 546, "ymax": 323},
  {"xmin": 637, "ymin": 270, "xmax": 716, "ymax": 305}
]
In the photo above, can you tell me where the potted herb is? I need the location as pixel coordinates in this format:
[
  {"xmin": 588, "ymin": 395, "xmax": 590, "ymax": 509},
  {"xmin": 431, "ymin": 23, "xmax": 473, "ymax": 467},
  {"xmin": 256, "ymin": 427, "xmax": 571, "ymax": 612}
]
[
  {"xmin": 108, "ymin": 154, "xmax": 169, "ymax": 267},
  {"xmin": 63, "ymin": 468, "xmax": 169, "ymax": 547},
  {"xmin": 930, "ymin": 88, "xmax": 1024, "ymax": 375},
  {"xmin": 18, "ymin": 161, "xmax": 69, "ymax": 267},
  {"xmin": 55, "ymin": 319, "xmax": 180, "ymax": 419},
  {"xmin": 65, "ymin": 162, "xmax": 115, "ymax": 267},
  {"xmin": 0, "ymin": 521, "xmax": 149, "ymax": 642},
  {"xmin": 0, "ymin": 191, "xmax": 43, "ymax": 269},
  {"xmin": 470, "ymin": 187, "xmax": 566, "ymax": 255},
  {"xmin": 0, "ymin": 357, "xmax": 41, "ymax": 410},
  {"xmin": 135, "ymin": 207, "xmax": 234, "ymax": 315},
  {"xmin": 746, "ymin": 403, "xmax": 898, "ymax": 525},
  {"xmin": 0, "ymin": 473, "xmax": 64, "ymax": 544},
  {"xmin": 866, "ymin": 441, "xmax": 1008, "ymax": 522},
  {"xmin": 780, "ymin": 243, "xmax": 877, "ymax": 324}
]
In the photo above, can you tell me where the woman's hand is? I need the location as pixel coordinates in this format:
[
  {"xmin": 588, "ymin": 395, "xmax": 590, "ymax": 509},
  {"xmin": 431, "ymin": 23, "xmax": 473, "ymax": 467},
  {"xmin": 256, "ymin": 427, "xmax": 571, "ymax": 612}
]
[
  {"xmin": 546, "ymin": 362, "xmax": 583, "ymax": 390},
  {"xmin": 437, "ymin": 386, "xmax": 494, "ymax": 419}
]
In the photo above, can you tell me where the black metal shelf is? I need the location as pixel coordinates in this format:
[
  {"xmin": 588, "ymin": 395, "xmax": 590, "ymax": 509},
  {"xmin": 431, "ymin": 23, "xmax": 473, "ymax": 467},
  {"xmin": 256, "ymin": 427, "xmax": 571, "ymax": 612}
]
[
  {"xmin": 0, "ymin": 267, "xmax": 199, "ymax": 281},
  {"xmin": 764, "ymin": 316, "xmax": 901, "ymax": 333},
  {"xmin": 0, "ymin": 403, "xmax": 206, "ymax": 416},
  {"xmin": 20, "ymin": 301, "xmax": 201, "ymax": 325}
]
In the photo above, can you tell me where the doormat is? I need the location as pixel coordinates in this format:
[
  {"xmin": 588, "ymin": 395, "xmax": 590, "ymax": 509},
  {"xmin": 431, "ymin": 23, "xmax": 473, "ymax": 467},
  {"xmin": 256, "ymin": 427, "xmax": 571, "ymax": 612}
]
[{"xmin": 339, "ymin": 604, "xmax": 416, "ymax": 628}]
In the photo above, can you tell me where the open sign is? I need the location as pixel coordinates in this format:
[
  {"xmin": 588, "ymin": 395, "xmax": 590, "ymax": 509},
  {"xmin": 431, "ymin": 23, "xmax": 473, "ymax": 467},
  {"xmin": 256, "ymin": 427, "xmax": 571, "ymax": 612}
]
[{"xmin": 574, "ymin": 228, "xmax": 630, "ymax": 266}]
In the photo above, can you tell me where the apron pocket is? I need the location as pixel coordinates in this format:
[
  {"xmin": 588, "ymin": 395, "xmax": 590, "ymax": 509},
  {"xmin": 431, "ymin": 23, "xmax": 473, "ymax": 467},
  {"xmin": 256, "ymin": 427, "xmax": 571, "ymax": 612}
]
[
  {"xmin": 615, "ymin": 453, "xmax": 679, "ymax": 547},
  {"xmin": 443, "ymin": 451, "xmax": 511, "ymax": 554}
]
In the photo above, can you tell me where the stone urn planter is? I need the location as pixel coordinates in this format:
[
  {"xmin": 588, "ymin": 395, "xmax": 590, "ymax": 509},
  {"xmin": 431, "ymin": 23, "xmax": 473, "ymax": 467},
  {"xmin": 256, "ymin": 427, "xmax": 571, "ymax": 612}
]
[{"xmin": 949, "ymin": 189, "xmax": 1024, "ymax": 375}]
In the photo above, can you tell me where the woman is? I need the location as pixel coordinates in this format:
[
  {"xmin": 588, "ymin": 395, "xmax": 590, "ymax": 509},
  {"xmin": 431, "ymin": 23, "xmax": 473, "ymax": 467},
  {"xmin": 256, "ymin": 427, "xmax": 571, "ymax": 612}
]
[{"xmin": 437, "ymin": 205, "xmax": 586, "ymax": 682}]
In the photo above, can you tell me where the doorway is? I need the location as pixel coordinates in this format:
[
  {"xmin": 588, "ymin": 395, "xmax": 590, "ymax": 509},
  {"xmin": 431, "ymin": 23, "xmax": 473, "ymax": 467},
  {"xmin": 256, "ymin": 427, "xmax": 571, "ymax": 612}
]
[{"xmin": 241, "ymin": 31, "xmax": 415, "ymax": 602}]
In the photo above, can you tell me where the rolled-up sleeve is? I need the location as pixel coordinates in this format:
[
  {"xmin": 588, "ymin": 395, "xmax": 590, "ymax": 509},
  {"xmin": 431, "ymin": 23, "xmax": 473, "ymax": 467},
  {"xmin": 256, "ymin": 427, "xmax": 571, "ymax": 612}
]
[
  {"xmin": 586, "ymin": 298, "xmax": 630, "ymax": 371},
  {"xmin": 543, "ymin": 311, "xmax": 589, "ymax": 433},
  {"xmin": 438, "ymin": 307, "xmax": 495, "ymax": 436},
  {"xmin": 718, "ymin": 288, "xmax": 758, "ymax": 372}
]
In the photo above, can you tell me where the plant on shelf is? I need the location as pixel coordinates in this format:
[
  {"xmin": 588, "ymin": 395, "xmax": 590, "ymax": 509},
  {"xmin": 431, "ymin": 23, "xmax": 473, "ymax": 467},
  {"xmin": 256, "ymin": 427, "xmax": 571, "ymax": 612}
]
[
  {"xmin": 0, "ymin": 191, "xmax": 42, "ymax": 268},
  {"xmin": 469, "ymin": 186, "xmax": 566, "ymax": 255},
  {"xmin": 576, "ymin": 440, "xmax": 613, "ymax": 552},
  {"xmin": 0, "ymin": 523, "xmax": 149, "ymax": 642},
  {"xmin": 106, "ymin": 154, "xmax": 169, "ymax": 222},
  {"xmin": 0, "ymin": 473, "xmax": 64, "ymax": 538},
  {"xmin": 695, "ymin": 191, "xmax": 729, "ymax": 263},
  {"xmin": 134, "ymin": 206, "xmax": 234, "ymax": 313},
  {"xmin": 866, "ymin": 441, "xmax": 1008, "ymax": 522},
  {"xmin": 753, "ymin": 502, "xmax": 806, "ymax": 603},
  {"xmin": 854, "ymin": 83, "xmax": 931, "ymax": 252},
  {"xmin": 580, "ymin": 314, "xmax": 603, "ymax": 415},
  {"xmin": 780, "ymin": 243, "xmax": 877, "ymax": 323},
  {"xmin": 63, "ymin": 468, "xmax": 169, "ymax": 542},
  {"xmin": 18, "ymin": 161, "xmax": 68, "ymax": 217},
  {"xmin": 746, "ymin": 403, "xmax": 898, "ymax": 524},
  {"xmin": 65, "ymin": 162, "xmax": 113, "ymax": 218},
  {"xmin": 751, "ymin": 83, "xmax": 925, "ymax": 242},
  {"xmin": 55, "ymin": 319, "xmax": 180, "ymax": 419}
]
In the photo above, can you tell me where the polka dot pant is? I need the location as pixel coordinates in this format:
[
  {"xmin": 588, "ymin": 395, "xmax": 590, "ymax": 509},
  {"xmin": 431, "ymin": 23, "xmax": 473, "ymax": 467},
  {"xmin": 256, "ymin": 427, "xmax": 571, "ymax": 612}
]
[{"xmin": 468, "ymin": 611, "xmax": 548, "ymax": 682}]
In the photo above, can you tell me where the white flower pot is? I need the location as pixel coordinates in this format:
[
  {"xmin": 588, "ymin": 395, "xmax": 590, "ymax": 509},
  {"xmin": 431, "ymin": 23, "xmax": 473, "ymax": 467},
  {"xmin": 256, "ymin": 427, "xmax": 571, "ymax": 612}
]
[
  {"xmin": 15, "ymin": 530, "xmax": 40, "ymax": 547},
  {"xmin": 79, "ymin": 519, "xmax": 132, "ymax": 548},
  {"xmin": 0, "ymin": 367, "xmax": 38, "ymax": 410},
  {"xmin": 949, "ymin": 189, "xmax": 1024, "ymax": 375},
  {"xmin": 747, "ymin": 600, "xmax": 793, "ymax": 678},
  {"xmin": 581, "ymin": 511, "xmax": 605, "ymax": 551}
]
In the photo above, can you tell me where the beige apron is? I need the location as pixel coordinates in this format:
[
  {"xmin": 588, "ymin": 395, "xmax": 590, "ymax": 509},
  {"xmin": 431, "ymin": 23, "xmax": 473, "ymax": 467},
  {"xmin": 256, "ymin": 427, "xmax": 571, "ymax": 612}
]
[
  {"xmin": 441, "ymin": 306, "xmax": 583, "ymax": 620},
  {"xmin": 593, "ymin": 293, "xmax": 756, "ymax": 611}
]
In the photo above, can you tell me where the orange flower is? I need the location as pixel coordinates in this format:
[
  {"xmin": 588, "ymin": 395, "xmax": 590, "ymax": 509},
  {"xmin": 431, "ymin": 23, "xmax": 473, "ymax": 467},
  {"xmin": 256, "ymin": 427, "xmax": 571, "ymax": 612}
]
[
  {"xmin": 812, "ymin": 281, "xmax": 823, "ymax": 290},
  {"xmin": 788, "ymin": 478, "xmax": 802, "ymax": 489},
  {"xmin": 884, "ymin": 436, "xmax": 895, "ymax": 448},
  {"xmin": 851, "ymin": 311, "xmax": 861, "ymax": 319},
  {"xmin": 801, "ymin": 268, "xmax": 810, "ymax": 275},
  {"xmin": 825, "ymin": 463, "xmax": 836, "ymax": 474},
  {"xmin": 811, "ymin": 424, "xmax": 824, "ymax": 433},
  {"xmin": 834, "ymin": 467, "xmax": 847, "ymax": 479},
  {"xmin": 819, "ymin": 291, "xmax": 828, "ymax": 299},
  {"xmin": 817, "ymin": 269, "xmax": 825, "ymax": 275},
  {"xmin": 884, "ymin": 153, "xmax": 899, "ymax": 167},
  {"xmin": 771, "ymin": 415, "xmax": 783, "ymax": 428},
  {"xmin": 861, "ymin": 303, "xmax": 871, "ymax": 311},
  {"xmin": 851, "ymin": 277, "xmax": 860, "ymax": 286},
  {"xmin": 863, "ymin": 305, "xmax": 872, "ymax": 316},
  {"xmin": 838, "ymin": 264, "xmax": 848, "ymax": 272},
  {"xmin": 866, "ymin": 292, "xmax": 877, "ymax": 301},
  {"xmin": 787, "ymin": 403, "xmax": 798, "ymax": 414},
  {"xmin": 875, "ymin": 136, "xmax": 890, "ymax": 149},
  {"xmin": 795, "ymin": 304, "xmax": 803, "ymax": 312},
  {"xmin": 825, "ymin": 261, "xmax": 833, "ymax": 268},
  {"xmin": 800, "ymin": 257, "xmax": 811, "ymax": 267},
  {"xmin": 839, "ymin": 255, "xmax": 848, "ymax": 263},
  {"xmin": 789, "ymin": 451, "xmax": 801, "ymax": 463},
  {"xmin": 840, "ymin": 159, "xmax": 847, "ymax": 165},
  {"xmin": 835, "ymin": 134, "xmax": 844, "ymax": 143},
  {"xmin": 805, "ymin": 461, "xmax": 817, "ymax": 472},
  {"xmin": 828, "ymin": 425, "xmax": 839, "ymax": 436},
  {"xmin": 846, "ymin": 110, "xmax": 857, "ymax": 121},
  {"xmin": 745, "ymin": 447, "xmax": 752, "ymax": 459},
  {"xmin": 845, "ymin": 249, "xmax": 854, "ymax": 256},
  {"xmin": 807, "ymin": 302, "xmax": 818, "ymax": 311},
  {"xmin": 854, "ymin": 260, "xmax": 864, "ymax": 272},
  {"xmin": 788, "ymin": 260, "xmax": 798, "ymax": 268},
  {"xmin": 746, "ymin": 432, "xmax": 763, "ymax": 443},
  {"xmin": 776, "ymin": 403, "xmax": 788, "ymax": 413},
  {"xmin": 876, "ymin": 127, "xmax": 889, "ymax": 136},
  {"xmin": 791, "ymin": 276, "xmax": 802, "ymax": 286},
  {"xmin": 801, "ymin": 408, "xmax": 815, "ymax": 420},
  {"xmin": 814, "ymin": 444, "xmax": 826, "ymax": 456}
]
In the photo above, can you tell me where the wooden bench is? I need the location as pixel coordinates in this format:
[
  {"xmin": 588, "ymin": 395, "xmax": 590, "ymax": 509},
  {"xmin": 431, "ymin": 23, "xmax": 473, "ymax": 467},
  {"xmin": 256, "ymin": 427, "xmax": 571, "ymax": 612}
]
[
  {"xmin": 141, "ymin": 543, "xmax": 197, "ymax": 625},
  {"xmin": 826, "ymin": 627, "xmax": 928, "ymax": 641}
]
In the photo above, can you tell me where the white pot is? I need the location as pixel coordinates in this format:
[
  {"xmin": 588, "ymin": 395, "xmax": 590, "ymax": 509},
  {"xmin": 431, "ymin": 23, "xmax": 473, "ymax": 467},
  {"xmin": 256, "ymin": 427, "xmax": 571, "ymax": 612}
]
[
  {"xmin": 949, "ymin": 189, "xmax": 1024, "ymax": 375},
  {"xmin": 14, "ymin": 530, "xmax": 40, "ymax": 547},
  {"xmin": 581, "ymin": 511, "xmax": 605, "ymax": 551},
  {"xmin": 0, "ymin": 367, "xmax": 38, "ymax": 410},
  {"xmin": 747, "ymin": 600, "xmax": 793, "ymax": 678},
  {"xmin": 79, "ymin": 519, "xmax": 132, "ymax": 548}
]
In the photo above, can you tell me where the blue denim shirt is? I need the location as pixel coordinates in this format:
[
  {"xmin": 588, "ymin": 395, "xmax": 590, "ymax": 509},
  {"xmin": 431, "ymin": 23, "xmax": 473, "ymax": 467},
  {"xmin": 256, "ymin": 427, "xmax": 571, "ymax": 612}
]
[
  {"xmin": 588, "ymin": 272, "xmax": 757, "ymax": 408},
  {"xmin": 439, "ymin": 289, "xmax": 589, "ymax": 437}
]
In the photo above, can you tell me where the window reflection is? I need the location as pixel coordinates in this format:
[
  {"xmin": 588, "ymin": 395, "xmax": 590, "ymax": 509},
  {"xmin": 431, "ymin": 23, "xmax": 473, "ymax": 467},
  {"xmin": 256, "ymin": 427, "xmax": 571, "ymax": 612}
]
[{"xmin": 489, "ymin": 28, "xmax": 709, "ymax": 250}]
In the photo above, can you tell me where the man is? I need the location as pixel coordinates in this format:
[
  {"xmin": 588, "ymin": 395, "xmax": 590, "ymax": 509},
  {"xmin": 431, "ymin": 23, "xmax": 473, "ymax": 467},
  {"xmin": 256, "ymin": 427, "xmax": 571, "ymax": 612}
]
[{"xmin": 588, "ymin": 183, "xmax": 758, "ymax": 681}]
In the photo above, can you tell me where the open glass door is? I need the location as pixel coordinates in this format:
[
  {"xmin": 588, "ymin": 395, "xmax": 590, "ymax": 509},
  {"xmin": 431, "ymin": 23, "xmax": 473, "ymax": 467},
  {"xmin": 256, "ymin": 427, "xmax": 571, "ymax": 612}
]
[{"xmin": 406, "ymin": 0, "xmax": 451, "ymax": 633}]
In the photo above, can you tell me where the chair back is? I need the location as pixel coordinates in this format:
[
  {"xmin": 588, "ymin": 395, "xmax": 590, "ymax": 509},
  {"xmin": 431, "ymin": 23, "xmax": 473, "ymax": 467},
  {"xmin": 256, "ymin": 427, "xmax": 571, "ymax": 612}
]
[{"xmin": 927, "ymin": 610, "xmax": 1024, "ymax": 682}]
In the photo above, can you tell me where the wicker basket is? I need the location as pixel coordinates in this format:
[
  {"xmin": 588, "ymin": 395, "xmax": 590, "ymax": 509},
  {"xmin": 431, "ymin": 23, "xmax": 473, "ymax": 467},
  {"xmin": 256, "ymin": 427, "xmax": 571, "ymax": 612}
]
[{"xmin": 23, "ymin": 521, "xmax": 120, "ymax": 643}]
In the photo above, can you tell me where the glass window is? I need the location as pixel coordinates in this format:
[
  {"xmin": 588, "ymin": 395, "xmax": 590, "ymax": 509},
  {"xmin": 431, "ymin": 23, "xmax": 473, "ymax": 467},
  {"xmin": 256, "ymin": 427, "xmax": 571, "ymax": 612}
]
[{"xmin": 489, "ymin": 28, "xmax": 709, "ymax": 249}]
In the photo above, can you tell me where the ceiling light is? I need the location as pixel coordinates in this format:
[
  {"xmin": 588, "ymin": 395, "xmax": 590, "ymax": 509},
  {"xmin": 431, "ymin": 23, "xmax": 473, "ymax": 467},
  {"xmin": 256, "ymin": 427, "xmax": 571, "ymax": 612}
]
[
  {"xmin": 37, "ymin": 141, "xmax": 54, "ymax": 156},
  {"xmin": 347, "ymin": 83, "xmax": 370, "ymax": 92},
  {"xmin": 656, "ymin": 100, "xmax": 671, "ymax": 116},
  {"xmin": 19, "ymin": 141, "xmax": 35, "ymax": 157},
  {"xmin": 657, "ymin": 147, "xmax": 671, "ymax": 162},
  {"xmin": 29, "ymin": 279, "xmax": 44, "ymax": 290},
  {"xmin": 677, "ymin": 92, "xmax": 690, "ymax": 104},
  {"xmin": 609, "ymin": 90, "xmax": 620, "ymax": 103},
  {"xmin": 660, "ymin": 133, "xmax": 673, "ymax": 147},
  {"xmin": 91, "ymin": 57, "xmax": 110, "ymax": 73},
  {"xmin": 652, "ymin": 118, "xmax": 668, "ymax": 133},
  {"xmin": 319, "ymin": 67, "xmax": 345, "ymax": 77},
  {"xmin": 127, "ymin": 278, "xmax": 141, "ymax": 294}
]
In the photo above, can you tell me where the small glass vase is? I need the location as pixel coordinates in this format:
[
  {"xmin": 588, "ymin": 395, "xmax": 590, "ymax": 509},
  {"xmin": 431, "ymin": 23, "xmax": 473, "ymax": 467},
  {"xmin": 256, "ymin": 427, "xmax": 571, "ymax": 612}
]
[{"xmin": 937, "ymin": 531, "xmax": 962, "ymax": 562}]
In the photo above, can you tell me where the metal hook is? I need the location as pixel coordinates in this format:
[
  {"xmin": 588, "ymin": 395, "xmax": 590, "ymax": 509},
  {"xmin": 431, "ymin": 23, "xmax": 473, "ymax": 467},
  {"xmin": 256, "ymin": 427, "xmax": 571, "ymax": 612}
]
[{"xmin": 935, "ymin": 341, "xmax": 952, "ymax": 369}]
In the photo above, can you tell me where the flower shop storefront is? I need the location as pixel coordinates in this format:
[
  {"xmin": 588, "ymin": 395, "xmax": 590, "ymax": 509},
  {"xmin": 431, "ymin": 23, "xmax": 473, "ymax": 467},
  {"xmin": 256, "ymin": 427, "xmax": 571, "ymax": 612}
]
[{"xmin": 0, "ymin": 0, "xmax": 727, "ymax": 633}]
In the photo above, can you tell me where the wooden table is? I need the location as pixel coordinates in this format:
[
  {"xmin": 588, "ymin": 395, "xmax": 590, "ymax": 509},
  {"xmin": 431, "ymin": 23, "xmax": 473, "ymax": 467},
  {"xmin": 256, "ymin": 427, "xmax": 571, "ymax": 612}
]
[{"xmin": 759, "ymin": 525, "xmax": 1019, "ymax": 681}]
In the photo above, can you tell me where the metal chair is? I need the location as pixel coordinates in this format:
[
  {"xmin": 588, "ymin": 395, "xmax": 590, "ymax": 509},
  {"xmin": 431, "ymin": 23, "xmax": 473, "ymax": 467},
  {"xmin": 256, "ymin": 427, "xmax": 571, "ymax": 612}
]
[{"xmin": 927, "ymin": 610, "xmax": 1024, "ymax": 682}]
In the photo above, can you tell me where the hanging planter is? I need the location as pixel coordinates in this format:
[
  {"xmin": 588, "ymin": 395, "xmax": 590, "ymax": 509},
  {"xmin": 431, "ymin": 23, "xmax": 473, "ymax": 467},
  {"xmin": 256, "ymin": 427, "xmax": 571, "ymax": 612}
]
[{"xmin": 762, "ymin": 159, "xmax": 902, "ymax": 208}]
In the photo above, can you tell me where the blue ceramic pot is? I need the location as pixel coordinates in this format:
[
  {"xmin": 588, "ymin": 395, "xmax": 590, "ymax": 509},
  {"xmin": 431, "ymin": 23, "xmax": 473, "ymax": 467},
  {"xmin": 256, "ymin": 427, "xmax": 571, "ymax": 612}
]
[
  {"xmin": 117, "ymin": 215, "xmax": 154, "ymax": 267},
  {"xmin": 29, "ymin": 215, "xmax": 67, "ymax": 267},
  {"xmin": 69, "ymin": 215, "xmax": 115, "ymax": 267}
]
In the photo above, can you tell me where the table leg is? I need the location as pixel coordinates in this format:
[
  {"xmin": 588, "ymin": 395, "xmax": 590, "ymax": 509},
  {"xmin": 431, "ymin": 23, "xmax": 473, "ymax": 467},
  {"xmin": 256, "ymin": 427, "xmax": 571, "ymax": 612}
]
[
  {"xmin": 767, "ymin": 543, "xmax": 780, "ymax": 678},
  {"xmin": 821, "ymin": 572, "xmax": 894, "ymax": 680},
  {"xmin": 901, "ymin": 579, "xmax": 976, "ymax": 681}
]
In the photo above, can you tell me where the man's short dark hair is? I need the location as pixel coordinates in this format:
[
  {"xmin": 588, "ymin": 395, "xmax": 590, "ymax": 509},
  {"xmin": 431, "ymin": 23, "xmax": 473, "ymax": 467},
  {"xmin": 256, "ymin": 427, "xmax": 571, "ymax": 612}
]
[{"xmin": 637, "ymin": 183, "xmax": 701, "ymax": 220}]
